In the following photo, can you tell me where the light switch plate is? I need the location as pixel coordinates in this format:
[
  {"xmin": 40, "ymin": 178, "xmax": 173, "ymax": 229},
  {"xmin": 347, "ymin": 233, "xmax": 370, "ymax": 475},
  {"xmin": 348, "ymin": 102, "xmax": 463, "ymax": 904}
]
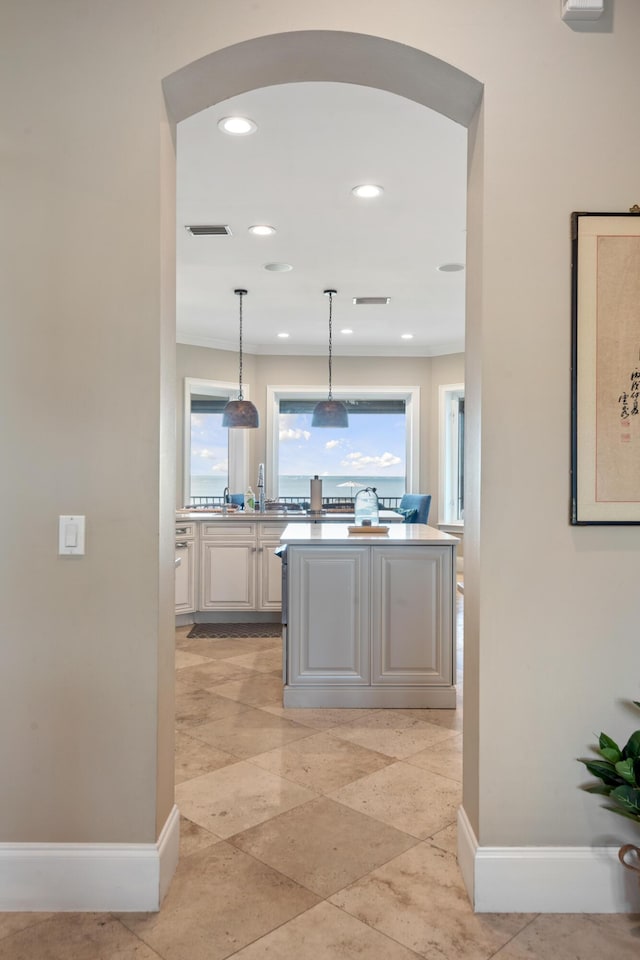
[
  {"xmin": 561, "ymin": 0, "xmax": 604, "ymax": 20},
  {"xmin": 59, "ymin": 515, "xmax": 86, "ymax": 555}
]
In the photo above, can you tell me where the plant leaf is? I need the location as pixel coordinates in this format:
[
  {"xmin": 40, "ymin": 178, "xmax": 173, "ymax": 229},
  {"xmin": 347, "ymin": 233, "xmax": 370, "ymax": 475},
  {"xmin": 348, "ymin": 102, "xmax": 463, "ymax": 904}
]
[
  {"xmin": 634, "ymin": 758, "xmax": 640, "ymax": 787},
  {"xmin": 610, "ymin": 785, "xmax": 640, "ymax": 820},
  {"xmin": 599, "ymin": 732, "xmax": 621, "ymax": 760},
  {"xmin": 578, "ymin": 758, "xmax": 625, "ymax": 787},
  {"xmin": 622, "ymin": 731, "xmax": 640, "ymax": 761},
  {"xmin": 602, "ymin": 803, "xmax": 640, "ymax": 823},
  {"xmin": 615, "ymin": 758, "xmax": 636, "ymax": 785}
]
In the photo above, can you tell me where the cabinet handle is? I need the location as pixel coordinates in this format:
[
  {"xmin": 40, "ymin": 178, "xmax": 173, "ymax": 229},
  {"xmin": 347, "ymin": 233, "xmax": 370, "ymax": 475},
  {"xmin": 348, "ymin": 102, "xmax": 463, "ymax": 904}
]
[
  {"xmin": 175, "ymin": 527, "xmax": 188, "ymax": 534},
  {"xmin": 250, "ymin": 546, "xmax": 257, "ymax": 552},
  {"xmin": 175, "ymin": 541, "xmax": 189, "ymax": 548}
]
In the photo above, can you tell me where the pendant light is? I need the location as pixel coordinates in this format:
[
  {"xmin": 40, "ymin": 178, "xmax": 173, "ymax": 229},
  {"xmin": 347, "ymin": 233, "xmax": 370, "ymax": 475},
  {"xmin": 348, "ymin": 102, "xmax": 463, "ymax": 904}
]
[
  {"xmin": 222, "ymin": 288, "xmax": 260, "ymax": 428},
  {"xmin": 311, "ymin": 289, "xmax": 349, "ymax": 428}
]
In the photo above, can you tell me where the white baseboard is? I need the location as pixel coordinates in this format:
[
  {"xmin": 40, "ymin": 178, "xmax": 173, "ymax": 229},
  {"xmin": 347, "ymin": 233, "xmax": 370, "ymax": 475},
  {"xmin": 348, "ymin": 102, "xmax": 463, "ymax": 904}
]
[
  {"xmin": 0, "ymin": 804, "xmax": 180, "ymax": 912},
  {"xmin": 457, "ymin": 806, "xmax": 640, "ymax": 913}
]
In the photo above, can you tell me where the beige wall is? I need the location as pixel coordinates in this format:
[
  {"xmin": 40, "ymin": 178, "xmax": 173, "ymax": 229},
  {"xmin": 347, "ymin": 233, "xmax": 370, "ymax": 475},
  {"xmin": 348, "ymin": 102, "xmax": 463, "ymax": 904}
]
[{"xmin": 4, "ymin": 0, "xmax": 640, "ymax": 865}]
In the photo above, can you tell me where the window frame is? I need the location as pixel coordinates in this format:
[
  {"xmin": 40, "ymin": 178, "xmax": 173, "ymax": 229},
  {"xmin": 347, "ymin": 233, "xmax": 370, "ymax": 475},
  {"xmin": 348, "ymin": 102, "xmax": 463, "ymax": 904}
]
[
  {"xmin": 438, "ymin": 382, "xmax": 465, "ymax": 524},
  {"xmin": 266, "ymin": 384, "xmax": 420, "ymax": 499},
  {"xmin": 183, "ymin": 377, "xmax": 249, "ymax": 504}
]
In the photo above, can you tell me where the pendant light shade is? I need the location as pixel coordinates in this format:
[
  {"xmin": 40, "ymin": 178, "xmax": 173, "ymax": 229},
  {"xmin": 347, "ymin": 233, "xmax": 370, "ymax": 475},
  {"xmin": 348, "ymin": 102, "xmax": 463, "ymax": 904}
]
[
  {"xmin": 312, "ymin": 289, "xmax": 348, "ymax": 428},
  {"xmin": 222, "ymin": 289, "xmax": 260, "ymax": 429}
]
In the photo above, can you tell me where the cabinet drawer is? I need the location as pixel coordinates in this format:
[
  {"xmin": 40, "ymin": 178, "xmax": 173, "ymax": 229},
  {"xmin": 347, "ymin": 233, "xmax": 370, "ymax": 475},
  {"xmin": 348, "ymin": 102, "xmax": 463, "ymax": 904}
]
[
  {"xmin": 258, "ymin": 521, "xmax": 288, "ymax": 540},
  {"xmin": 175, "ymin": 522, "xmax": 196, "ymax": 540},
  {"xmin": 200, "ymin": 521, "xmax": 257, "ymax": 538}
]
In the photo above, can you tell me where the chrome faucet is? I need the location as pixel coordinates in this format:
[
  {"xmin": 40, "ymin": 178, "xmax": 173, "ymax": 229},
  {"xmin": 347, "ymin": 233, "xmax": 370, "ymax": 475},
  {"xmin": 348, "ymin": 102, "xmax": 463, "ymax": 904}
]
[{"xmin": 222, "ymin": 486, "xmax": 230, "ymax": 515}]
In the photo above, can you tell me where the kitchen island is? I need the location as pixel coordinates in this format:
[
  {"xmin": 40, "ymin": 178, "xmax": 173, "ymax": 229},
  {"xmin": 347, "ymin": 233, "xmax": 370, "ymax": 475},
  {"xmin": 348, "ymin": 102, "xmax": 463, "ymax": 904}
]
[
  {"xmin": 175, "ymin": 509, "xmax": 402, "ymax": 619},
  {"xmin": 280, "ymin": 523, "xmax": 459, "ymax": 708}
]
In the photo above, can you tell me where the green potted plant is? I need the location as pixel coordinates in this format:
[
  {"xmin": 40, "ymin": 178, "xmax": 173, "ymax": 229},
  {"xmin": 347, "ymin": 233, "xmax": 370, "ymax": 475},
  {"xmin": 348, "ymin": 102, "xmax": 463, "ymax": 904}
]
[{"xmin": 578, "ymin": 701, "xmax": 640, "ymax": 881}]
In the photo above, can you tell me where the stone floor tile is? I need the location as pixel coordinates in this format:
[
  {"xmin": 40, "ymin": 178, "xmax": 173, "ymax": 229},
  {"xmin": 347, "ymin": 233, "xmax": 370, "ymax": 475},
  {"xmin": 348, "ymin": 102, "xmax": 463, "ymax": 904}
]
[
  {"xmin": 491, "ymin": 912, "xmax": 640, "ymax": 959},
  {"xmin": 188, "ymin": 705, "xmax": 314, "ymax": 759},
  {"xmin": 230, "ymin": 795, "xmax": 418, "ymax": 898},
  {"xmin": 329, "ymin": 760, "xmax": 461, "ymax": 838},
  {"xmin": 175, "ymin": 760, "xmax": 317, "ymax": 837},
  {"xmin": 330, "ymin": 843, "xmax": 533, "ymax": 960},
  {"xmin": 328, "ymin": 710, "xmax": 458, "ymax": 759},
  {"xmin": 210, "ymin": 673, "xmax": 284, "ymax": 707},
  {"xmin": 259, "ymin": 705, "xmax": 378, "ymax": 729},
  {"xmin": 247, "ymin": 729, "xmax": 393, "ymax": 793},
  {"xmin": 426, "ymin": 821, "xmax": 459, "ymax": 855},
  {"xmin": 176, "ymin": 658, "xmax": 260, "ymax": 687},
  {"xmin": 118, "ymin": 841, "xmax": 319, "ymax": 960},
  {"xmin": 179, "ymin": 815, "xmax": 221, "ymax": 858},
  {"xmin": 177, "ymin": 637, "xmax": 275, "ymax": 660},
  {"xmin": 0, "ymin": 914, "xmax": 53, "ymax": 942},
  {"xmin": 0, "ymin": 914, "xmax": 163, "ymax": 960},
  {"xmin": 174, "ymin": 686, "xmax": 251, "ymax": 730},
  {"xmin": 405, "ymin": 732, "xmax": 463, "ymax": 782},
  {"xmin": 228, "ymin": 900, "xmax": 424, "ymax": 959},
  {"xmin": 224, "ymin": 648, "xmax": 284, "ymax": 674},
  {"xmin": 175, "ymin": 731, "xmax": 237, "ymax": 784},
  {"xmin": 398, "ymin": 706, "xmax": 463, "ymax": 732},
  {"xmin": 175, "ymin": 649, "xmax": 212, "ymax": 670}
]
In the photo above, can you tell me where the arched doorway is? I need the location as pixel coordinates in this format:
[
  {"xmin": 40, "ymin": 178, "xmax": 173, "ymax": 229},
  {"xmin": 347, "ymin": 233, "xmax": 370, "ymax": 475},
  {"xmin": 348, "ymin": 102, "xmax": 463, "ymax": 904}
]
[{"xmin": 162, "ymin": 28, "xmax": 483, "ymax": 906}]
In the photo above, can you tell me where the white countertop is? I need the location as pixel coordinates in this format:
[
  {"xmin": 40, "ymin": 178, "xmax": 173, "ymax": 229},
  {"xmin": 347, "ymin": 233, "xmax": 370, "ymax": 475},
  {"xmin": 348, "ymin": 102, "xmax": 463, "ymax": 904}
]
[
  {"xmin": 176, "ymin": 510, "xmax": 402, "ymax": 523},
  {"xmin": 280, "ymin": 522, "xmax": 459, "ymax": 546}
]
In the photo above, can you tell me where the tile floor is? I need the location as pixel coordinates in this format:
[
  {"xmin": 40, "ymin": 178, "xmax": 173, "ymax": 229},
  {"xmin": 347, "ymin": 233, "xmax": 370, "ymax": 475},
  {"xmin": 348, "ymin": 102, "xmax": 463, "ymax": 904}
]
[{"xmin": 2, "ymin": 588, "xmax": 639, "ymax": 958}]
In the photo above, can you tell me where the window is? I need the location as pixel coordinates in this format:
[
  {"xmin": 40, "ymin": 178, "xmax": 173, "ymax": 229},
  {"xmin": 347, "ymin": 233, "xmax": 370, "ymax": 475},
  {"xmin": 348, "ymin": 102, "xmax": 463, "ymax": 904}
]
[
  {"xmin": 183, "ymin": 378, "xmax": 248, "ymax": 504},
  {"xmin": 439, "ymin": 383, "xmax": 464, "ymax": 523},
  {"xmin": 266, "ymin": 386, "xmax": 419, "ymax": 502}
]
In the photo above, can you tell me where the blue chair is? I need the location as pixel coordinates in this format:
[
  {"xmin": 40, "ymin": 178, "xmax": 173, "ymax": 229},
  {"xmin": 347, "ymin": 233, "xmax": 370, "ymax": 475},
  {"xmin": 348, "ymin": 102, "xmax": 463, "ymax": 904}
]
[{"xmin": 396, "ymin": 494, "xmax": 431, "ymax": 525}]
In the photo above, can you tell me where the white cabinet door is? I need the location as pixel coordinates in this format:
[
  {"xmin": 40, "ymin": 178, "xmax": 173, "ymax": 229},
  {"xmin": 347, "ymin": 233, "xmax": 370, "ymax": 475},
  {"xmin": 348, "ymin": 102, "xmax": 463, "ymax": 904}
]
[
  {"xmin": 371, "ymin": 545, "xmax": 453, "ymax": 686},
  {"xmin": 288, "ymin": 546, "xmax": 370, "ymax": 684},
  {"xmin": 200, "ymin": 540, "xmax": 256, "ymax": 610},
  {"xmin": 175, "ymin": 539, "xmax": 196, "ymax": 614},
  {"xmin": 258, "ymin": 540, "xmax": 283, "ymax": 610}
]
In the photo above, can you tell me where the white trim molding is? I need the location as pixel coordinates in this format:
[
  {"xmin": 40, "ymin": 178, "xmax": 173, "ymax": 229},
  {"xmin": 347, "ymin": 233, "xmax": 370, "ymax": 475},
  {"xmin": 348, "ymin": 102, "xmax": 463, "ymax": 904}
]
[
  {"xmin": 0, "ymin": 804, "xmax": 179, "ymax": 912},
  {"xmin": 457, "ymin": 806, "xmax": 640, "ymax": 913}
]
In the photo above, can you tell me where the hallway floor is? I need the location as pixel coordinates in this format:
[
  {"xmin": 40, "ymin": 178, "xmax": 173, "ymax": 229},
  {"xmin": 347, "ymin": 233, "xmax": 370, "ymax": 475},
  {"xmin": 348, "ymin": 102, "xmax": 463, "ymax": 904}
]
[{"xmin": 2, "ymin": 591, "xmax": 639, "ymax": 958}]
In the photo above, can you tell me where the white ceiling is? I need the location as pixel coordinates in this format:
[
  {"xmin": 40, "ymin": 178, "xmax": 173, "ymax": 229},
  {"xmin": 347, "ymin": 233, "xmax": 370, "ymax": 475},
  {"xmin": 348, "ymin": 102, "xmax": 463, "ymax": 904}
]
[{"xmin": 176, "ymin": 82, "xmax": 467, "ymax": 357}]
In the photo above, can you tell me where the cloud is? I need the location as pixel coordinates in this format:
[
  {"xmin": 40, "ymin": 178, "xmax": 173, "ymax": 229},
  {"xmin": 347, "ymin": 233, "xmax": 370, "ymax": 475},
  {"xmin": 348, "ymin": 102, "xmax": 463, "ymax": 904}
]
[
  {"xmin": 280, "ymin": 427, "xmax": 311, "ymax": 442},
  {"xmin": 340, "ymin": 451, "xmax": 402, "ymax": 472},
  {"xmin": 325, "ymin": 439, "xmax": 342, "ymax": 450}
]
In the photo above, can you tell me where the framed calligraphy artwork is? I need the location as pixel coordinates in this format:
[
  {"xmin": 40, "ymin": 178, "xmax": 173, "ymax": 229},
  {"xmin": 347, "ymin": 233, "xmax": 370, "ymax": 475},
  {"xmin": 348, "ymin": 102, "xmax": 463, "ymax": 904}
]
[{"xmin": 571, "ymin": 211, "xmax": 640, "ymax": 523}]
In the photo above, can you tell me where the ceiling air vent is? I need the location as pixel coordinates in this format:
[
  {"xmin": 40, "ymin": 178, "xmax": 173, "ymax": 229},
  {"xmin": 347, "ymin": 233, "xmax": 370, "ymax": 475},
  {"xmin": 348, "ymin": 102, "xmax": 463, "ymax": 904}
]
[
  {"xmin": 352, "ymin": 297, "xmax": 390, "ymax": 305},
  {"xmin": 185, "ymin": 225, "xmax": 232, "ymax": 236}
]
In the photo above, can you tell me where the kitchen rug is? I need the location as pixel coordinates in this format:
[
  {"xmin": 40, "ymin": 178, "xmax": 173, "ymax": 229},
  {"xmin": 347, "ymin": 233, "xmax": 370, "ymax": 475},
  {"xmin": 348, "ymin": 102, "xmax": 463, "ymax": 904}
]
[{"xmin": 187, "ymin": 622, "xmax": 282, "ymax": 639}]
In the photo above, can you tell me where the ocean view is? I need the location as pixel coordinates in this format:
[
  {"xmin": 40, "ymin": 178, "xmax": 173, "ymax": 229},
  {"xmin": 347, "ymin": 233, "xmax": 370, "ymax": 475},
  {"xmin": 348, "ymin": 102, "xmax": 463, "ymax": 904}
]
[{"xmin": 191, "ymin": 474, "xmax": 405, "ymax": 501}]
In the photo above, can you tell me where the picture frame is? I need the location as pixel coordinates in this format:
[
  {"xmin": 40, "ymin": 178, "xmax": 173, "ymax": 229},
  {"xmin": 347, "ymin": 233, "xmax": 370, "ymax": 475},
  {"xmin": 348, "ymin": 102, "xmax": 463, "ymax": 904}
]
[{"xmin": 571, "ymin": 210, "xmax": 640, "ymax": 524}]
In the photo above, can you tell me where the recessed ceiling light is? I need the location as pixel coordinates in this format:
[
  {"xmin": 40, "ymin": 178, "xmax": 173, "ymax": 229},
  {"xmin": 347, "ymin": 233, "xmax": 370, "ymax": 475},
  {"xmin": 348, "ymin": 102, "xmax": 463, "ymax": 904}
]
[
  {"xmin": 340, "ymin": 328, "xmax": 353, "ymax": 335},
  {"xmin": 218, "ymin": 116, "xmax": 257, "ymax": 135},
  {"xmin": 264, "ymin": 262, "xmax": 292, "ymax": 272},
  {"xmin": 352, "ymin": 184, "xmax": 384, "ymax": 199},
  {"xmin": 277, "ymin": 332, "xmax": 290, "ymax": 339},
  {"xmin": 401, "ymin": 333, "xmax": 414, "ymax": 340},
  {"xmin": 249, "ymin": 224, "xmax": 276, "ymax": 236},
  {"xmin": 437, "ymin": 262, "xmax": 465, "ymax": 272}
]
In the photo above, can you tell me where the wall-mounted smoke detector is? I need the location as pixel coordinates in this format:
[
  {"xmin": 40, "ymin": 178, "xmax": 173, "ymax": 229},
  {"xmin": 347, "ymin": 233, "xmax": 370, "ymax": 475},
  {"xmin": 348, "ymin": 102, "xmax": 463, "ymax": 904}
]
[
  {"xmin": 561, "ymin": 0, "xmax": 604, "ymax": 20},
  {"xmin": 185, "ymin": 225, "xmax": 232, "ymax": 236},
  {"xmin": 352, "ymin": 297, "xmax": 390, "ymax": 305}
]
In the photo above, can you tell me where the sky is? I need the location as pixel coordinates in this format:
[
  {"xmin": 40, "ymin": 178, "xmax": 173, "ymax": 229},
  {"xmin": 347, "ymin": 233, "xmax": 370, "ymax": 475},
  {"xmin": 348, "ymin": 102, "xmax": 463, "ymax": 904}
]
[{"xmin": 191, "ymin": 411, "xmax": 406, "ymax": 478}]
